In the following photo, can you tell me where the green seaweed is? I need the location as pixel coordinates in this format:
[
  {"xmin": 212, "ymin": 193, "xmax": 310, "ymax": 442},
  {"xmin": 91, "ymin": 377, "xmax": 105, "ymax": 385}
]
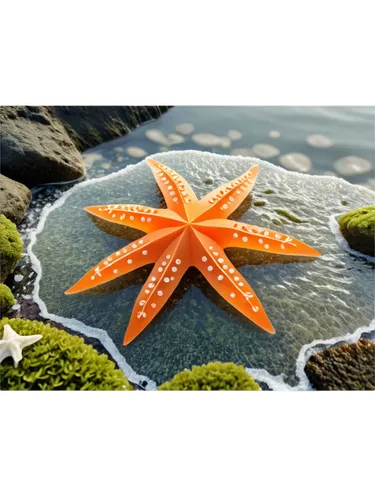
[
  {"xmin": 274, "ymin": 209, "xmax": 303, "ymax": 223},
  {"xmin": 158, "ymin": 361, "xmax": 260, "ymax": 391},
  {"xmin": 0, "ymin": 214, "xmax": 23, "ymax": 282},
  {"xmin": 0, "ymin": 318, "xmax": 134, "ymax": 390},
  {"xmin": 254, "ymin": 201, "xmax": 266, "ymax": 207},
  {"xmin": 0, "ymin": 284, "xmax": 15, "ymax": 315},
  {"xmin": 263, "ymin": 189, "xmax": 274, "ymax": 195}
]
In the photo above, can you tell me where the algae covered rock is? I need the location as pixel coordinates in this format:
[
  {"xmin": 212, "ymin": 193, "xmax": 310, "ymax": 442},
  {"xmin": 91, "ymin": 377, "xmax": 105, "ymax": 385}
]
[
  {"xmin": 0, "ymin": 214, "xmax": 23, "ymax": 282},
  {"xmin": 0, "ymin": 174, "xmax": 32, "ymax": 224},
  {"xmin": 338, "ymin": 206, "xmax": 375, "ymax": 256},
  {"xmin": 158, "ymin": 361, "xmax": 260, "ymax": 390},
  {"xmin": 0, "ymin": 284, "xmax": 15, "ymax": 315},
  {"xmin": 305, "ymin": 339, "xmax": 375, "ymax": 390},
  {"xmin": 0, "ymin": 318, "xmax": 133, "ymax": 390}
]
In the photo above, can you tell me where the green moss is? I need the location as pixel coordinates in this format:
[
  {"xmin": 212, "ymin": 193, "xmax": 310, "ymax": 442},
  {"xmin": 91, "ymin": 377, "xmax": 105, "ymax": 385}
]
[
  {"xmin": 274, "ymin": 209, "xmax": 303, "ymax": 223},
  {"xmin": 158, "ymin": 361, "xmax": 261, "ymax": 391},
  {"xmin": 305, "ymin": 339, "xmax": 375, "ymax": 390},
  {"xmin": 203, "ymin": 179, "xmax": 213, "ymax": 185},
  {"xmin": 0, "ymin": 214, "xmax": 23, "ymax": 282},
  {"xmin": 0, "ymin": 284, "xmax": 15, "ymax": 314},
  {"xmin": 0, "ymin": 318, "xmax": 134, "ymax": 390},
  {"xmin": 263, "ymin": 189, "xmax": 274, "ymax": 195},
  {"xmin": 341, "ymin": 200, "xmax": 349, "ymax": 206},
  {"xmin": 338, "ymin": 206, "xmax": 375, "ymax": 256},
  {"xmin": 253, "ymin": 201, "xmax": 266, "ymax": 207}
]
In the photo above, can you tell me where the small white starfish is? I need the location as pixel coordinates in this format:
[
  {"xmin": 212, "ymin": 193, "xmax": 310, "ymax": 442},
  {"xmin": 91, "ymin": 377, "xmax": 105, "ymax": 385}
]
[{"xmin": 0, "ymin": 324, "xmax": 42, "ymax": 368}]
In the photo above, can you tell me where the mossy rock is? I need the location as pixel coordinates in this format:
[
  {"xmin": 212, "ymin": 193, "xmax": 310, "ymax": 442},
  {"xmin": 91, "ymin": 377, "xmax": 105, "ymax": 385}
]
[
  {"xmin": 0, "ymin": 318, "xmax": 133, "ymax": 390},
  {"xmin": 338, "ymin": 206, "xmax": 375, "ymax": 256},
  {"xmin": 0, "ymin": 214, "xmax": 23, "ymax": 282},
  {"xmin": 0, "ymin": 284, "xmax": 15, "ymax": 315},
  {"xmin": 158, "ymin": 361, "xmax": 260, "ymax": 391},
  {"xmin": 305, "ymin": 339, "xmax": 375, "ymax": 390}
]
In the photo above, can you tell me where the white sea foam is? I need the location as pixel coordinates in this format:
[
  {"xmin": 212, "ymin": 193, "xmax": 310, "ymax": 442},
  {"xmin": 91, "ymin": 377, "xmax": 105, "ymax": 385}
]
[{"xmin": 27, "ymin": 150, "xmax": 375, "ymax": 390}]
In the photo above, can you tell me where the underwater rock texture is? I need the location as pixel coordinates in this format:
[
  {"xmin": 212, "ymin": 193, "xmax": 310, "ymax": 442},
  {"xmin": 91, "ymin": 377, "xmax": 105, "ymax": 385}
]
[
  {"xmin": 338, "ymin": 206, "xmax": 375, "ymax": 257},
  {"xmin": 1, "ymin": 106, "xmax": 85, "ymax": 188},
  {"xmin": 53, "ymin": 106, "xmax": 172, "ymax": 151},
  {"xmin": 305, "ymin": 339, "xmax": 375, "ymax": 390},
  {"xmin": 31, "ymin": 151, "xmax": 375, "ymax": 386},
  {"xmin": 0, "ymin": 214, "xmax": 23, "ymax": 283},
  {"xmin": 0, "ymin": 174, "xmax": 32, "ymax": 224}
]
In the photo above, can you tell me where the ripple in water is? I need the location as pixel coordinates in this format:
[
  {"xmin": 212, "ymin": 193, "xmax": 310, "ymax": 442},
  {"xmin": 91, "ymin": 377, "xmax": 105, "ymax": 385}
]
[
  {"xmin": 333, "ymin": 156, "xmax": 373, "ymax": 176},
  {"xmin": 306, "ymin": 134, "xmax": 334, "ymax": 148},
  {"xmin": 279, "ymin": 153, "xmax": 312, "ymax": 173}
]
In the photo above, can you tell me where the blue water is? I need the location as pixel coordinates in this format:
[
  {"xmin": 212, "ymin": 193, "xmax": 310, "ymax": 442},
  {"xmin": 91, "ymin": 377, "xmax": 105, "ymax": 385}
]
[{"xmin": 83, "ymin": 106, "xmax": 375, "ymax": 190}]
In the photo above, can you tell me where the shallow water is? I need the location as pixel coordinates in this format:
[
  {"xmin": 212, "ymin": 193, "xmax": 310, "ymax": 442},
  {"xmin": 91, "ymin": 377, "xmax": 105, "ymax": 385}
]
[
  {"xmin": 83, "ymin": 106, "xmax": 375, "ymax": 190},
  {"xmin": 32, "ymin": 151, "xmax": 375, "ymax": 386}
]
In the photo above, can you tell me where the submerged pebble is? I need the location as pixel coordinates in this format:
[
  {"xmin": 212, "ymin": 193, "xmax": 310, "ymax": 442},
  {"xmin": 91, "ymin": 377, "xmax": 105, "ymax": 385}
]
[
  {"xmin": 333, "ymin": 156, "xmax": 372, "ymax": 176},
  {"xmin": 176, "ymin": 123, "xmax": 194, "ymax": 135},
  {"xmin": 279, "ymin": 153, "xmax": 312, "ymax": 173},
  {"xmin": 126, "ymin": 147, "xmax": 148, "ymax": 158},
  {"xmin": 192, "ymin": 133, "xmax": 231, "ymax": 148},
  {"xmin": 252, "ymin": 143, "xmax": 280, "ymax": 159},
  {"xmin": 227, "ymin": 130, "xmax": 243, "ymax": 141},
  {"xmin": 306, "ymin": 134, "xmax": 333, "ymax": 148}
]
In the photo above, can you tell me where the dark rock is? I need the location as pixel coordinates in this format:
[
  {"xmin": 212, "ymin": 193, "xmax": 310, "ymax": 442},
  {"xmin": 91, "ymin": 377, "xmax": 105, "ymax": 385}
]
[
  {"xmin": 52, "ymin": 106, "xmax": 172, "ymax": 151},
  {"xmin": 305, "ymin": 339, "xmax": 375, "ymax": 390},
  {"xmin": 0, "ymin": 174, "xmax": 32, "ymax": 224},
  {"xmin": 1, "ymin": 106, "xmax": 85, "ymax": 188}
]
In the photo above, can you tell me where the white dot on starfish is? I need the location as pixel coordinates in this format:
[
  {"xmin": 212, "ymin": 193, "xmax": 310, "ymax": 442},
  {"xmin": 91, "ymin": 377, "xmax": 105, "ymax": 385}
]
[
  {"xmin": 113, "ymin": 269, "xmax": 118, "ymax": 274},
  {"xmin": 91, "ymin": 276, "xmax": 95, "ymax": 280},
  {"xmin": 281, "ymin": 244, "xmax": 285, "ymax": 249},
  {"xmin": 164, "ymin": 277, "xmax": 170, "ymax": 283},
  {"xmin": 141, "ymin": 217, "xmax": 145, "ymax": 222},
  {"xmin": 140, "ymin": 300, "xmax": 145, "ymax": 306},
  {"xmin": 230, "ymin": 292, "xmax": 236, "ymax": 298},
  {"xmin": 258, "ymin": 239, "xmax": 263, "ymax": 244},
  {"xmin": 151, "ymin": 303, "xmax": 156, "ymax": 308},
  {"xmin": 202, "ymin": 256, "xmax": 207, "ymax": 262},
  {"xmin": 149, "ymin": 283, "xmax": 155, "ymax": 289},
  {"xmin": 172, "ymin": 267, "xmax": 177, "ymax": 272},
  {"xmin": 157, "ymin": 291, "xmax": 163, "ymax": 296},
  {"xmin": 242, "ymin": 237, "xmax": 248, "ymax": 242},
  {"xmin": 132, "ymin": 244, "xmax": 137, "ymax": 249},
  {"xmin": 130, "ymin": 216, "xmax": 134, "ymax": 220},
  {"xmin": 239, "ymin": 282, "xmax": 244, "ymax": 287},
  {"xmin": 209, "ymin": 246, "xmax": 213, "ymax": 250},
  {"xmin": 127, "ymin": 259, "xmax": 132, "ymax": 264},
  {"xmin": 229, "ymin": 268, "xmax": 234, "ymax": 274},
  {"xmin": 147, "ymin": 217, "xmax": 152, "ymax": 222},
  {"xmin": 207, "ymin": 266, "xmax": 213, "ymax": 271},
  {"xmin": 275, "ymin": 233, "xmax": 281, "ymax": 239},
  {"xmin": 233, "ymin": 233, "xmax": 238, "ymax": 238},
  {"xmin": 264, "ymin": 244, "xmax": 269, "ymax": 249},
  {"xmin": 158, "ymin": 267, "xmax": 163, "ymax": 272},
  {"xmin": 218, "ymin": 275, "xmax": 224, "ymax": 281},
  {"xmin": 223, "ymin": 264, "xmax": 228, "ymax": 270},
  {"xmin": 151, "ymin": 277, "xmax": 157, "ymax": 282},
  {"xmin": 218, "ymin": 258, "xmax": 224, "ymax": 263},
  {"xmin": 234, "ymin": 277, "xmax": 239, "ymax": 281},
  {"xmin": 175, "ymin": 259, "xmax": 181, "ymax": 265},
  {"xmin": 166, "ymin": 255, "xmax": 171, "ymax": 259}
]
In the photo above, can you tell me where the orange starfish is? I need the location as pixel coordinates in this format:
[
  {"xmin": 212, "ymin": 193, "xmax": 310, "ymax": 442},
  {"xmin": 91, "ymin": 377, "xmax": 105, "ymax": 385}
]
[{"xmin": 66, "ymin": 158, "xmax": 320, "ymax": 345}]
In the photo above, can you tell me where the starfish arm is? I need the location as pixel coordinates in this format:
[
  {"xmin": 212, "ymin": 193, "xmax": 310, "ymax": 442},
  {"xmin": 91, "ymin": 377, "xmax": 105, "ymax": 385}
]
[
  {"xmin": 123, "ymin": 229, "xmax": 191, "ymax": 345},
  {"xmin": 84, "ymin": 204, "xmax": 185, "ymax": 233},
  {"xmin": 9, "ymin": 343, "xmax": 23, "ymax": 367},
  {"xmin": 65, "ymin": 227, "xmax": 184, "ymax": 295},
  {"xmin": 191, "ymin": 229, "xmax": 275, "ymax": 334},
  {"xmin": 146, "ymin": 158, "xmax": 199, "ymax": 221},
  {"xmin": 192, "ymin": 166, "xmax": 260, "ymax": 222},
  {"xmin": 194, "ymin": 219, "xmax": 321, "ymax": 257},
  {"xmin": 19, "ymin": 334, "xmax": 43, "ymax": 349}
]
